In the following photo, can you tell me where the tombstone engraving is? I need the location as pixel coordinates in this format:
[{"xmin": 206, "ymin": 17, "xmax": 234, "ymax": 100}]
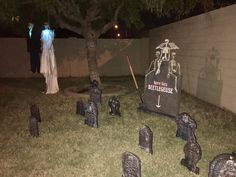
[
  {"xmin": 108, "ymin": 96, "xmax": 121, "ymax": 116},
  {"xmin": 89, "ymin": 80, "xmax": 102, "ymax": 105},
  {"xmin": 122, "ymin": 151, "xmax": 141, "ymax": 177},
  {"xmin": 139, "ymin": 125, "xmax": 153, "ymax": 154},
  {"xmin": 30, "ymin": 104, "xmax": 41, "ymax": 122},
  {"xmin": 176, "ymin": 112, "xmax": 197, "ymax": 141},
  {"xmin": 84, "ymin": 100, "xmax": 98, "ymax": 128},
  {"xmin": 76, "ymin": 100, "xmax": 85, "ymax": 116},
  {"xmin": 28, "ymin": 116, "xmax": 39, "ymax": 137},
  {"xmin": 181, "ymin": 131, "xmax": 202, "ymax": 174},
  {"xmin": 139, "ymin": 39, "xmax": 182, "ymax": 117},
  {"xmin": 208, "ymin": 151, "xmax": 236, "ymax": 177}
]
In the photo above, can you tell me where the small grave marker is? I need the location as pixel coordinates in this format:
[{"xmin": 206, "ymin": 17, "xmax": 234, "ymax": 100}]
[
  {"xmin": 122, "ymin": 151, "xmax": 141, "ymax": 177},
  {"xmin": 139, "ymin": 125, "xmax": 153, "ymax": 154},
  {"xmin": 108, "ymin": 96, "xmax": 121, "ymax": 117},
  {"xmin": 84, "ymin": 100, "xmax": 98, "ymax": 128},
  {"xmin": 28, "ymin": 116, "xmax": 39, "ymax": 137}
]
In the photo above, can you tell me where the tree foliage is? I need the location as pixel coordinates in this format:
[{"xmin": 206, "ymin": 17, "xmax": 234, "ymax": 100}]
[
  {"xmin": 31, "ymin": 0, "xmax": 204, "ymax": 36},
  {"xmin": 0, "ymin": 0, "xmax": 218, "ymax": 36},
  {"xmin": 143, "ymin": 0, "xmax": 199, "ymax": 16},
  {"xmin": 31, "ymin": 0, "xmax": 146, "ymax": 37},
  {"xmin": 1, "ymin": 0, "xmax": 235, "ymax": 35},
  {"xmin": 0, "ymin": 0, "xmax": 18, "ymax": 22}
]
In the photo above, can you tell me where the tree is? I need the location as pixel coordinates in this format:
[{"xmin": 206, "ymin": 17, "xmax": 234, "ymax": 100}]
[
  {"xmin": 36, "ymin": 0, "xmax": 203, "ymax": 84},
  {"xmin": 1, "ymin": 0, "xmax": 223, "ymax": 83},
  {"xmin": 36, "ymin": 0, "xmax": 151, "ymax": 83}
]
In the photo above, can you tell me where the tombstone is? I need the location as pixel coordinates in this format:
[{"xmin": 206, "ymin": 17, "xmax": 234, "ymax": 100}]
[
  {"xmin": 84, "ymin": 100, "xmax": 98, "ymax": 128},
  {"xmin": 122, "ymin": 151, "xmax": 141, "ymax": 177},
  {"xmin": 208, "ymin": 151, "xmax": 236, "ymax": 177},
  {"xmin": 28, "ymin": 116, "xmax": 39, "ymax": 137},
  {"xmin": 139, "ymin": 39, "xmax": 182, "ymax": 117},
  {"xmin": 108, "ymin": 96, "xmax": 121, "ymax": 117},
  {"xmin": 30, "ymin": 104, "xmax": 41, "ymax": 122},
  {"xmin": 176, "ymin": 112, "xmax": 197, "ymax": 141},
  {"xmin": 139, "ymin": 125, "xmax": 153, "ymax": 154},
  {"xmin": 89, "ymin": 80, "xmax": 102, "ymax": 105},
  {"xmin": 181, "ymin": 131, "xmax": 202, "ymax": 174},
  {"xmin": 76, "ymin": 100, "xmax": 85, "ymax": 116}
]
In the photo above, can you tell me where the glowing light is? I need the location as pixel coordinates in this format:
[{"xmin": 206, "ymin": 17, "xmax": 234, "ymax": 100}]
[
  {"xmin": 114, "ymin": 24, "xmax": 118, "ymax": 29},
  {"xmin": 117, "ymin": 33, "xmax": 120, "ymax": 37}
]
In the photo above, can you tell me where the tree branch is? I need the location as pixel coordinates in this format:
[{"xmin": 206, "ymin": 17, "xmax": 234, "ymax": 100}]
[
  {"xmin": 50, "ymin": 8, "xmax": 83, "ymax": 35},
  {"xmin": 68, "ymin": 0, "xmax": 85, "ymax": 21},
  {"xmin": 85, "ymin": 0, "xmax": 101, "ymax": 22},
  {"xmin": 97, "ymin": 3, "xmax": 123, "ymax": 36},
  {"xmin": 54, "ymin": 0, "xmax": 85, "ymax": 25}
]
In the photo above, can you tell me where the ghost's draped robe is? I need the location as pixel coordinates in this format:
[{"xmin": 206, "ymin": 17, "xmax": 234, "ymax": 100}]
[{"xmin": 40, "ymin": 29, "xmax": 59, "ymax": 94}]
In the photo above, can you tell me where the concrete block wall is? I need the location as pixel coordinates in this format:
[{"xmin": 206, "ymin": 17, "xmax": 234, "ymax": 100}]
[
  {"xmin": 149, "ymin": 5, "xmax": 236, "ymax": 113},
  {"xmin": 0, "ymin": 38, "xmax": 149, "ymax": 78},
  {"xmin": 1, "ymin": 5, "xmax": 236, "ymax": 114}
]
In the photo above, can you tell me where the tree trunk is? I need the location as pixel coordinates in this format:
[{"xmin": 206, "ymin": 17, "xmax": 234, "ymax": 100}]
[{"xmin": 85, "ymin": 34, "xmax": 101, "ymax": 84}]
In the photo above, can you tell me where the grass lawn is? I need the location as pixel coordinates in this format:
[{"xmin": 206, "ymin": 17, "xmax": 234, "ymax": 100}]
[{"xmin": 0, "ymin": 76, "xmax": 235, "ymax": 177}]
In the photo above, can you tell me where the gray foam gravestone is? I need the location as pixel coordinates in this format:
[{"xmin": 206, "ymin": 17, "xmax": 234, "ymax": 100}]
[
  {"xmin": 108, "ymin": 96, "xmax": 121, "ymax": 117},
  {"xmin": 84, "ymin": 100, "xmax": 98, "ymax": 128},
  {"xmin": 139, "ymin": 125, "xmax": 153, "ymax": 154},
  {"xmin": 89, "ymin": 80, "xmax": 102, "ymax": 105},
  {"xmin": 76, "ymin": 100, "xmax": 85, "ymax": 117},
  {"xmin": 28, "ymin": 116, "xmax": 39, "ymax": 137},
  {"xmin": 30, "ymin": 104, "xmax": 41, "ymax": 122},
  {"xmin": 208, "ymin": 151, "xmax": 236, "ymax": 177},
  {"xmin": 176, "ymin": 112, "xmax": 197, "ymax": 141},
  {"xmin": 181, "ymin": 130, "xmax": 202, "ymax": 174},
  {"xmin": 122, "ymin": 152, "xmax": 141, "ymax": 177}
]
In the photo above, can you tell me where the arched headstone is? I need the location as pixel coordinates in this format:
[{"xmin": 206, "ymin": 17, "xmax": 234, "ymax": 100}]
[
  {"xmin": 89, "ymin": 80, "xmax": 102, "ymax": 105},
  {"xmin": 208, "ymin": 151, "xmax": 236, "ymax": 177},
  {"xmin": 139, "ymin": 125, "xmax": 153, "ymax": 154},
  {"xmin": 122, "ymin": 152, "xmax": 141, "ymax": 177},
  {"xmin": 30, "ymin": 104, "xmax": 41, "ymax": 122},
  {"xmin": 28, "ymin": 116, "xmax": 39, "ymax": 137},
  {"xmin": 176, "ymin": 112, "xmax": 197, "ymax": 141}
]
